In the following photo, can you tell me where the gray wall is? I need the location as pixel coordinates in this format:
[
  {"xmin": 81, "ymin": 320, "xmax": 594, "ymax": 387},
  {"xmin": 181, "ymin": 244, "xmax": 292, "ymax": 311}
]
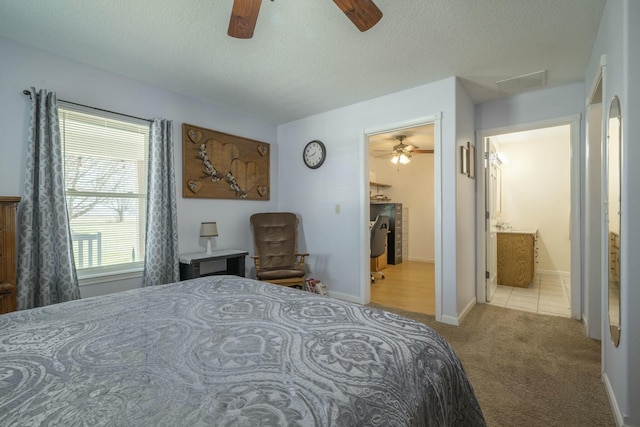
[{"xmin": 0, "ymin": 37, "xmax": 278, "ymax": 297}]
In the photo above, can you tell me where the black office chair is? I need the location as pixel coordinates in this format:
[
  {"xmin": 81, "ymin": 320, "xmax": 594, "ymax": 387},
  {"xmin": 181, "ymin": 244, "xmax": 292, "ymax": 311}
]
[{"xmin": 370, "ymin": 215, "xmax": 389, "ymax": 282}]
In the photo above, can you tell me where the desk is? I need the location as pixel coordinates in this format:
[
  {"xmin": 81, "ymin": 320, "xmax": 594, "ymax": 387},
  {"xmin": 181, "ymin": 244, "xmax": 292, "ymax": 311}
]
[{"xmin": 179, "ymin": 249, "xmax": 248, "ymax": 280}]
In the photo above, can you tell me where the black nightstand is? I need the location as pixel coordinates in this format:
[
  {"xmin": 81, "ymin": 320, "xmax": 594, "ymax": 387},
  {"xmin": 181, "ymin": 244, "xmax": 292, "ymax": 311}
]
[{"xmin": 179, "ymin": 249, "xmax": 248, "ymax": 280}]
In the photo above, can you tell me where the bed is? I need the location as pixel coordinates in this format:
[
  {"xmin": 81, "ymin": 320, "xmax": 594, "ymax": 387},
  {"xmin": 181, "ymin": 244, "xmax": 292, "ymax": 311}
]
[{"xmin": 0, "ymin": 276, "xmax": 485, "ymax": 426}]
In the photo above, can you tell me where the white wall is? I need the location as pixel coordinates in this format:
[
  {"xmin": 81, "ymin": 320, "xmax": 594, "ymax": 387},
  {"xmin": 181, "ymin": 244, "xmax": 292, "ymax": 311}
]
[
  {"xmin": 0, "ymin": 38, "xmax": 279, "ymax": 297},
  {"xmin": 498, "ymin": 126, "xmax": 571, "ymax": 274},
  {"xmin": 476, "ymin": 83, "xmax": 585, "ymax": 131},
  {"xmin": 623, "ymin": 1, "xmax": 640, "ymax": 423},
  {"xmin": 454, "ymin": 78, "xmax": 477, "ymax": 317},
  {"xmin": 277, "ymin": 77, "xmax": 472, "ymax": 322},
  {"xmin": 0, "ymin": 38, "xmax": 478, "ymax": 324},
  {"xmin": 584, "ymin": 0, "xmax": 640, "ymax": 424},
  {"xmin": 475, "ymin": 0, "xmax": 640, "ymax": 422},
  {"xmin": 475, "ymin": 84, "xmax": 584, "ymax": 309},
  {"xmin": 581, "ymin": 0, "xmax": 625, "ymax": 349},
  {"xmin": 614, "ymin": 0, "xmax": 640, "ymax": 426},
  {"xmin": 475, "ymin": 83, "xmax": 584, "ymax": 302},
  {"xmin": 369, "ymin": 153, "xmax": 435, "ymax": 262},
  {"xmin": 583, "ymin": 0, "xmax": 632, "ymax": 424}
]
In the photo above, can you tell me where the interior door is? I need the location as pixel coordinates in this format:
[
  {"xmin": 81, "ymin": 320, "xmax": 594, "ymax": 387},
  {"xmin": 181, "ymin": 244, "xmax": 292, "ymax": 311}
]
[{"xmin": 485, "ymin": 138, "xmax": 499, "ymax": 301}]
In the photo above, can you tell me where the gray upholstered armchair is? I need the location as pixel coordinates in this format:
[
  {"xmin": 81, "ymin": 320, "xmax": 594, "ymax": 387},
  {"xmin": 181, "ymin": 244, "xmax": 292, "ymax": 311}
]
[{"xmin": 250, "ymin": 212, "xmax": 309, "ymax": 287}]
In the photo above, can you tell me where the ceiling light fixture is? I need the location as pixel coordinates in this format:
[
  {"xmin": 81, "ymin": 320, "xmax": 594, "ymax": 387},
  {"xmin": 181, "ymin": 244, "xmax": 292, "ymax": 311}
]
[{"xmin": 390, "ymin": 135, "xmax": 411, "ymax": 165}]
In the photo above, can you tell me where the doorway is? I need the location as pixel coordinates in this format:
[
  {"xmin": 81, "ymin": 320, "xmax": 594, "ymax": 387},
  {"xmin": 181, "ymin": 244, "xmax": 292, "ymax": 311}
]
[
  {"xmin": 365, "ymin": 119, "xmax": 439, "ymax": 317},
  {"xmin": 476, "ymin": 115, "xmax": 582, "ymax": 320},
  {"xmin": 485, "ymin": 126, "xmax": 572, "ymax": 316},
  {"xmin": 485, "ymin": 138, "xmax": 500, "ymax": 302}
]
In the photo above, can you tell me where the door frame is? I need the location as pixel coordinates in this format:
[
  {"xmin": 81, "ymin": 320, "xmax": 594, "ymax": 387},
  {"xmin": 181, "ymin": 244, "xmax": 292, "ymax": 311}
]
[
  {"xmin": 585, "ymin": 61, "xmax": 606, "ymax": 340},
  {"xmin": 485, "ymin": 138, "xmax": 500, "ymax": 301},
  {"xmin": 361, "ymin": 113, "xmax": 443, "ymax": 321},
  {"xmin": 475, "ymin": 114, "xmax": 582, "ymax": 320}
]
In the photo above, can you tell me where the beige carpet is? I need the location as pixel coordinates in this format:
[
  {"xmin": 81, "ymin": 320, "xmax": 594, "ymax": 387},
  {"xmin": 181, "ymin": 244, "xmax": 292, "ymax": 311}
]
[{"xmin": 368, "ymin": 302, "xmax": 615, "ymax": 427}]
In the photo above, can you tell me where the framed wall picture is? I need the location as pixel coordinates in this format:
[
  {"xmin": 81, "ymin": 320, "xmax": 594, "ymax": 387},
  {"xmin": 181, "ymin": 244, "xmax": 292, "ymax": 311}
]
[
  {"xmin": 182, "ymin": 123, "xmax": 270, "ymax": 200},
  {"xmin": 460, "ymin": 145, "xmax": 469, "ymax": 175},
  {"xmin": 468, "ymin": 142, "xmax": 476, "ymax": 179}
]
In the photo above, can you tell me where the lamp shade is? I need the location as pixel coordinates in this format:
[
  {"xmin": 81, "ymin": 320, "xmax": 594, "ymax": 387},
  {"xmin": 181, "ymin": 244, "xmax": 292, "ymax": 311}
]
[{"xmin": 200, "ymin": 222, "xmax": 218, "ymax": 237}]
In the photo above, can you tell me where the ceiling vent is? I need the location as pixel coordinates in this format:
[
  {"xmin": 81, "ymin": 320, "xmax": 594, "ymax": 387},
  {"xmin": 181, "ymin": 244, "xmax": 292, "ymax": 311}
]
[{"xmin": 496, "ymin": 70, "xmax": 547, "ymax": 94}]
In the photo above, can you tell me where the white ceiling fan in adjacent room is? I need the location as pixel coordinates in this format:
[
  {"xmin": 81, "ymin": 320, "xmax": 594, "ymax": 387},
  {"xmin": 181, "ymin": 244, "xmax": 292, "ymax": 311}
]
[{"xmin": 373, "ymin": 135, "xmax": 434, "ymax": 165}]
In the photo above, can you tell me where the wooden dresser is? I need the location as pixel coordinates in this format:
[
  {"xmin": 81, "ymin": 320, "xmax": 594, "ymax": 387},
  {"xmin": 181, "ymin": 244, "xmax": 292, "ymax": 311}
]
[
  {"xmin": 0, "ymin": 197, "xmax": 20, "ymax": 314},
  {"xmin": 609, "ymin": 231, "xmax": 620, "ymax": 282},
  {"xmin": 497, "ymin": 231, "xmax": 536, "ymax": 288}
]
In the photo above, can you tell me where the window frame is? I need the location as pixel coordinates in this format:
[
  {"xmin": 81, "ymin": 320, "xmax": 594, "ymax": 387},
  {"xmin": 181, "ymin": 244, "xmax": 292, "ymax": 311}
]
[{"xmin": 58, "ymin": 103, "xmax": 150, "ymax": 283}]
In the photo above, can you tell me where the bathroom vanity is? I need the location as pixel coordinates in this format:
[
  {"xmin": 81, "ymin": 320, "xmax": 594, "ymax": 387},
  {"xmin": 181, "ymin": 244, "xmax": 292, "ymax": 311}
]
[{"xmin": 497, "ymin": 230, "xmax": 537, "ymax": 288}]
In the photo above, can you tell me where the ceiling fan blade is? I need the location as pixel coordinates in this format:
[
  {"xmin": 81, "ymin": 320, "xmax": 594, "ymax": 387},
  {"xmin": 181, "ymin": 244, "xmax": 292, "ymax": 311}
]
[
  {"xmin": 228, "ymin": 0, "xmax": 262, "ymax": 39},
  {"xmin": 412, "ymin": 149, "xmax": 434, "ymax": 154},
  {"xmin": 333, "ymin": 0, "xmax": 383, "ymax": 32}
]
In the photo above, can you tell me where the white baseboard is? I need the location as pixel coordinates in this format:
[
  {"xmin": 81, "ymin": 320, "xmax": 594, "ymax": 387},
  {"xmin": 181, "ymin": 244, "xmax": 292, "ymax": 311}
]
[
  {"xmin": 328, "ymin": 290, "xmax": 362, "ymax": 304},
  {"xmin": 441, "ymin": 298, "xmax": 476, "ymax": 326},
  {"xmin": 581, "ymin": 315, "xmax": 589, "ymax": 336},
  {"xmin": 440, "ymin": 314, "xmax": 459, "ymax": 326},
  {"xmin": 459, "ymin": 298, "xmax": 476, "ymax": 323},
  {"xmin": 602, "ymin": 372, "xmax": 625, "ymax": 426}
]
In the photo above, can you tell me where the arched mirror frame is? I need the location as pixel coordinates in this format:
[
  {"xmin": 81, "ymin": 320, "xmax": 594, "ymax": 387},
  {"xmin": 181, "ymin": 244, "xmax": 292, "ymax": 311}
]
[{"xmin": 607, "ymin": 95, "xmax": 622, "ymax": 347}]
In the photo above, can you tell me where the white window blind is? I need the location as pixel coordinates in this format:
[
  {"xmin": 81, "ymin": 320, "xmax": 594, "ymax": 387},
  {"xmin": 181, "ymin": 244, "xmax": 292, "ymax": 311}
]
[{"xmin": 58, "ymin": 105, "xmax": 150, "ymax": 274}]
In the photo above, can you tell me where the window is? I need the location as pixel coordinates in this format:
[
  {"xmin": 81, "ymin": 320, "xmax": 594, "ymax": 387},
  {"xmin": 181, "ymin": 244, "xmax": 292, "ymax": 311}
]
[{"xmin": 58, "ymin": 105, "xmax": 150, "ymax": 276}]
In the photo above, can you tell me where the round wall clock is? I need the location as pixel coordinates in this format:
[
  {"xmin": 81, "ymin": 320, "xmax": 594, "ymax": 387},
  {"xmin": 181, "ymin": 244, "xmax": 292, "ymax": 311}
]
[{"xmin": 303, "ymin": 140, "xmax": 326, "ymax": 169}]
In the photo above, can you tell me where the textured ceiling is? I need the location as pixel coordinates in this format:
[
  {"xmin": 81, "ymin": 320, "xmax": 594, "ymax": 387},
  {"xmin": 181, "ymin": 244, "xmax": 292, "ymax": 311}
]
[{"xmin": 0, "ymin": 0, "xmax": 605, "ymax": 125}]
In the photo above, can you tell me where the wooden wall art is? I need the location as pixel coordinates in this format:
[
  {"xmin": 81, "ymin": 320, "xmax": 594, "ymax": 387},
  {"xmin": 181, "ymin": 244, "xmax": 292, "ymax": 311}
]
[{"xmin": 182, "ymin": 123, "xmax": 270, "ymax": 200}]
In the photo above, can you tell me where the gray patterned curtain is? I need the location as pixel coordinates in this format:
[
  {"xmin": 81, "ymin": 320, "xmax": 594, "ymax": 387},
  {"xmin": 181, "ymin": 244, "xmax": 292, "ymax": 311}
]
[
  {"xmin": 142, "ymin": 118, "xmax": 179, "ymax": 286},
  {"xmin": 17, "ymin": 88, "xmax": 80, "ymax": 310}
]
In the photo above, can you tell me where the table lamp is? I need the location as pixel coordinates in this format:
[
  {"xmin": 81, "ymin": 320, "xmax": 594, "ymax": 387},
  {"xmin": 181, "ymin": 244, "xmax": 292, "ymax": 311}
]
[{"xmin": 200, "ymin": 222, "xmax": 218, "ymax": 254}]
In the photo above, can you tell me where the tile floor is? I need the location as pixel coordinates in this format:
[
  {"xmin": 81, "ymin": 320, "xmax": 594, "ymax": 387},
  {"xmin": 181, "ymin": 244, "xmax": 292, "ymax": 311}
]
[{"xmin": 488, "ymin": 273, "xmax": 571, "ymax": 317}]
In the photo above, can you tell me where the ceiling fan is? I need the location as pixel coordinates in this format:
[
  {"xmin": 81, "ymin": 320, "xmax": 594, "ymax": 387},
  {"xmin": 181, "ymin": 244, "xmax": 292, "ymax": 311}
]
[
  {"xmin": 228, "ymin": 0, "xmax": 383, "ymax": 39},
  {"xmin": 374, "ymin": 135, "xmax": 434, "ymax": 165}
]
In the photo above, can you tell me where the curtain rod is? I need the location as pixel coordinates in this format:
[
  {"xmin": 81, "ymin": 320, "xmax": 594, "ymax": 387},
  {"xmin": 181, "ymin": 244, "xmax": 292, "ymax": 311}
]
[{"xmin": 22, "ymin": 89, "xmax": 153, "ymax": 123}]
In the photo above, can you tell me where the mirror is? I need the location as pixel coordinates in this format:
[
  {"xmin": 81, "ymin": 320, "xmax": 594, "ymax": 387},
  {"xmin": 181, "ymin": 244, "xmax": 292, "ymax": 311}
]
[{"xmin": 607, "ymin": 96, "xmax": 622, "ymax": 347}]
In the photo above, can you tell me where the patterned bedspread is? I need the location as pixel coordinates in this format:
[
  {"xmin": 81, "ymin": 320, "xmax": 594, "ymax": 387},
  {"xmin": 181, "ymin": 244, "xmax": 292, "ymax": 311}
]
[{"xmin": 0, "ymin": 276, "xmax": 485, "ymax": 426}]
